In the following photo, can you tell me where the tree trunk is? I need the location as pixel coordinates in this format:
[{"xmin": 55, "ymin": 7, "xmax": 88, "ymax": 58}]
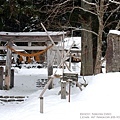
[
  {"xmin": 94, "ymin": 0, "xmax": 104, "ymax": 74},
  {"xmin": 81, "ymin": 0, "xmax": 93, "ymax": 76}
]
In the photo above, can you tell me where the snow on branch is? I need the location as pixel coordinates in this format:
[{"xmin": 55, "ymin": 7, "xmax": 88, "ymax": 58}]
[
  {"xmin": 61, "ymin": 26, "xmax": 99, "ymax": 36},
  {"xmin": 116, "ymin": 20, "xmax": 120, "ymax": 30},
  {"xmin": 80, "ymin": 28, "xmax": 99, "ymax": 36},
  {"xmin": 59, "ymin": 0, "xmax": 71, "ymax": 6},
  {"xmin": 109, "ymin": 0, "xmax": 120, "ymax": 4},
  {"xmin": 81, "ymin": 0, "xmax": 97, "ymax": 6}
]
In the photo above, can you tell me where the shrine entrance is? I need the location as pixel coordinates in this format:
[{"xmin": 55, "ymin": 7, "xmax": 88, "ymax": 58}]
[{"xmin": 0, "ymin": 31, "xmax": 66, "ymax": 90}]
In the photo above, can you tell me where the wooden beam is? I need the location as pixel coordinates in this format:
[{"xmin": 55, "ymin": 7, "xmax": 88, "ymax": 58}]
[
  {"xmin": 0, "ymin": 32, "xmax": 66, "ymax": 42},
  {"xmin": 59, "ymin": 41, "xmax": 75, "ymax": 67},
  {"xmin": 0, "ymin": 36, "xmax": 62, "ymax": 42},
  {"xmin": 40, "ymin": 76, "xmax": 54, "ymax": 97},
  {"xmin": 41, "ymin": 23, "xmax": 71, "ymax": 71},
  {"xmin": 41, "ymin": 23, "xmax": 62, "ymax": 58},
  {"xmin": 0, "ymin": 46, "xmax": 47, "ymax": 50},
  {"xmin": 0, "ymin": 46, "xmax": 63, "ymax": 51},
  {"xmin": 0, "ymin": 31, "xmax": 65, "ymax": 36}
]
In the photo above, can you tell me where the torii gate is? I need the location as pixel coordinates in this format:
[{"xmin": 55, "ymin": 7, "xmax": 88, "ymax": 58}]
[{"xmin": 0, "ymin": 31, "xmax": 66, "ymax": 90}]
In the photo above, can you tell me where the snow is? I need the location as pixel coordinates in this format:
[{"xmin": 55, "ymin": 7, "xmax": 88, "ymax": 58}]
[
  {"xmin": 0, "ymin": 31, "xmax": 65, "ymax": 36},
  {"xmin": 64, "ymin": 37, "xmax": 81, "ymax": 50},
  {"xmin": 0, "ymin": 33, "xmax": 120, "ymax": 120},
  {"xmin": 0, "ymin": 66, "xmax": 120, "ymax": 120},
  {"xmin": 109, "ymin": 30, "xmax": 120, "ymax": 35}
]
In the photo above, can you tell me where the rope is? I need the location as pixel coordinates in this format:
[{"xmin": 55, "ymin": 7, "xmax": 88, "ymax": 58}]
[
  {"xmin": 34, "ymin": 54, "xmax": 40, "ymax": 62},
  {"xmin": 19, "ymin": 55, "xmax": 23, "ymax": 62},
  {"xmin": 7, "ymin": 45, "xmax": 53, "ymax": 57},
  {"xmin": 26, "ymin": 56, "xmax": 32, "ymax": 63}
]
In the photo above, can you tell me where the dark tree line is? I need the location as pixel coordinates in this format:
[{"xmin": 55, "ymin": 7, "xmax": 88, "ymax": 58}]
[
  {"xmin": 0, "ymin": 0, "xmax": 119, "ymax": 32},
  {"xmin": 0, "ymin": 0, "xmax": 81, "ymax": 32}
]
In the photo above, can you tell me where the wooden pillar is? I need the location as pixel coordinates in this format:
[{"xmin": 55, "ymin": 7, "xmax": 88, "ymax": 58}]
[
  {"xmin": 68, "ymin": 79, "xmax": 72, "ymax": 102},
  {"xmin": 10, "ymin": 69, "xmax": 14, "ymax": 88},
  {"xmin": 40, "ymin": 97, "xmax": 43, "ymax": 113},
  {"xmin": 28, "ymin": 42, "xmax": 31, "ymax": 46},
  {"xmin": 39, "ymin": 77, "xmax": 54, "ymax": 113},
  {"xmin": 5, "ymin": 41, "xmax": 13, "ymax": 90},
  {"xmin": 0, "ymin": 67, "xmax": 3, "ymax": 90},
  {"xmin": 47, "ymin": 44, "xmax": 53, "ymax": 89},
  {"xmin": 69, "ymin": 52, "xmax": 72, "ymax": 69},
  {"xmin": 61, "ymin": 81, "xmax": 66, "ymax": 99},
  {"xmin": 48, "ymin": 66, "xmax": 53, "ymax": 89},
  {"xmin": 81, "ymin": 0, "xmax": 93, "ymax": 75}
]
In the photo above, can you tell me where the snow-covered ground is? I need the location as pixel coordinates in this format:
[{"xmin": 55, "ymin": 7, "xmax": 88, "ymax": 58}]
[
  {"xmin": 0, "ymin": 30, "xmax": 120, "ymax": 120},
  {"xmin": 0, "ymin": 66, "xmax": 120, "ymax": 120}
]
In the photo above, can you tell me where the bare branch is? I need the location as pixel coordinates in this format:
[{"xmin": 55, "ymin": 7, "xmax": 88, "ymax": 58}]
[
  {"xmin": 109, "ymin": 0, "xmax": 120, "ymax": 4},
  {"xmin": 104, "ymin": 20, "xmax": 119, "ymax": 28},
  {"xmin": 58, "ymin": 0, "xmax": 71, "ymax": 6},
  {"xmin": 74, "ymin": 6, "xmax": 97, "ymax": 16},
  {"xmin": 39, "ymin": 0, "xmax": 73, "ymax": 23},
  {"xmin": 44, "ymin": 6, "xmax": 59, "ymax": 23},
  {"xmin": 104, "ymin": 5, "xmax": 120, "ymax": 27},
  {"xmin": 116, "ymin": 20, "xmax": 120, "ymax": 30},
  {"xmin": 62, "ymin": 26, "xmax": 99, "ymax": 36},
  {"xmin": 81, "ymin": 0, "xmax": 97, "ymax": 6},
  {"xmin": 80, "ymin": 28, "xmax": 99, "ymax": 36}
]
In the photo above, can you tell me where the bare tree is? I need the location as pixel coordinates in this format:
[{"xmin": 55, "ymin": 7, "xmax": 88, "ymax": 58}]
[
  {"xmin": 39, "ymin": 0, "xmax": 120, "ymax": 74},
  {"xmin": 39, "ymin": 0, "xmax": 74, "ymax": 29},
  {"xmin": 80, "ymin": 0, "xmax": 120, "ymax": 74}
]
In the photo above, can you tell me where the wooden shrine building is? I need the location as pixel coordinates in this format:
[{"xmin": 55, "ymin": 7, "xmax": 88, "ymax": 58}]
[{"xmin": 0, "ymin": 31, "xmax": 66, "ymax": 90}]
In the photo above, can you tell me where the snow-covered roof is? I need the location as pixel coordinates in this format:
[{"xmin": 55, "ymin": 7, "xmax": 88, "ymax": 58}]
[
  {"xmin": 0, "ymin": 31, "xmax": 66, "ymax": 36},
  {"xmin": 109, "ymin": 30, "xmax": 120, "ymax": 35},
  {"xmin": 0, "ymin": 31, "xmax": 66, "ymax": 42},
  {"xmin": 63, "ymin": 37, "xmax": 81, "ymax": 51}
]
